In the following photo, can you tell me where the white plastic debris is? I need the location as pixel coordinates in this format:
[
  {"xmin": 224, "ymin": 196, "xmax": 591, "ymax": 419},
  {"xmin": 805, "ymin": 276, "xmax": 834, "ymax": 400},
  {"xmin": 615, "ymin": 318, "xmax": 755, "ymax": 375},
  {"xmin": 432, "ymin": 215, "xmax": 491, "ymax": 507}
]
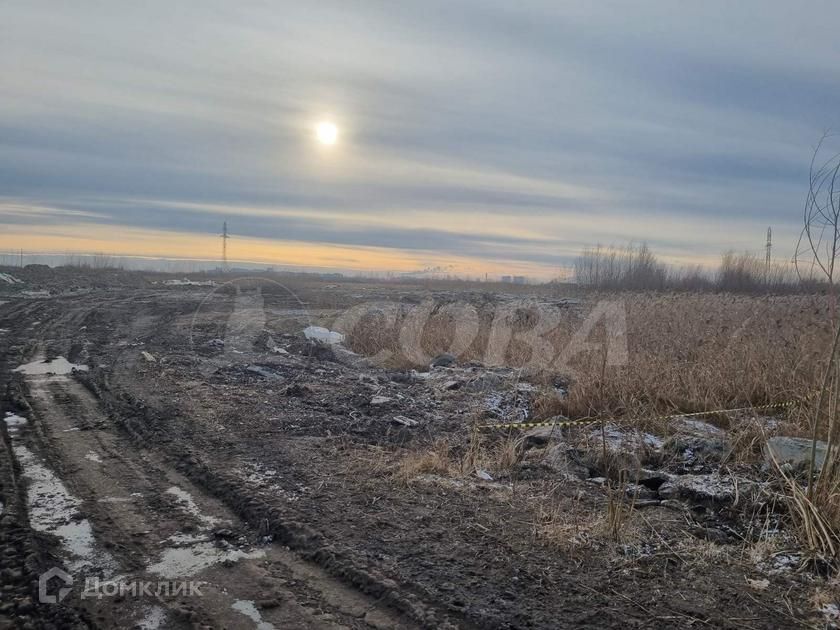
[
  {"xmin": 370, "ymin": 395, "xmax": 392, "ymax": 405},
  {"xmin": 141, "ymin": 351, "xmax": 157, "ymax": 363},
  {"xmin": 475, "ymin": 469, "xmax": 493, "ymax": 481},
  {"xmin": 303, "ymin": 326, "xmax": 345, "ymax": 345}
]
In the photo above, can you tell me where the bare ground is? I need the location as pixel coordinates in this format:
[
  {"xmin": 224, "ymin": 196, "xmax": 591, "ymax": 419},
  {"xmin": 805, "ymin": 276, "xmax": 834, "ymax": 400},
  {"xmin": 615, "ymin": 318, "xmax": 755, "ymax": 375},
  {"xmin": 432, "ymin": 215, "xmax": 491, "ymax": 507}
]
[{"xmin": 0, "ymin": 279, "xmax": 833, "ymax": 629}]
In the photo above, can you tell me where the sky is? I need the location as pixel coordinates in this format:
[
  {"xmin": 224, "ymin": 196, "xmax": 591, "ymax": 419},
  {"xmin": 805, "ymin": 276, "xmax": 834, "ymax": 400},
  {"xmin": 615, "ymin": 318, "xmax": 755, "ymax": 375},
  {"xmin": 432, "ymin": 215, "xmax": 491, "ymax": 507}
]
[{"xmin": 2, "ymin": 1, "xmax": 839, "ymax": 279}]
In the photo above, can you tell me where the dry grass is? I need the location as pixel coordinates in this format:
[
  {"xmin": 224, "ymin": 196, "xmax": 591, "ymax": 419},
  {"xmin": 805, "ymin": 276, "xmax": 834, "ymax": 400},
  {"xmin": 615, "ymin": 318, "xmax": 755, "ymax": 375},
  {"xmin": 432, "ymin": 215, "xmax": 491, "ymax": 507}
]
[
  {"xmin": 340, "ymin": 292, "xmax": 831, "ymax": 424},
  {"xmin": 394, "ymin": 439, "xmax": 458, "ymax": 482},
  {"xmin": 340, "ymin": 290, "xmax": 840, "ymax": 564}
]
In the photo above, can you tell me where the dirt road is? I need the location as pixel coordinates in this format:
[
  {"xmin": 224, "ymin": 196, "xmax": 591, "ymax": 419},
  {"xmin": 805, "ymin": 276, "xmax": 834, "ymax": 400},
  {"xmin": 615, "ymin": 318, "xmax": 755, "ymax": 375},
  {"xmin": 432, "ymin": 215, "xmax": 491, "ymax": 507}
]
[{"xmin": 0, "ymin": 287, "xmax": 822, "ymax": 628}]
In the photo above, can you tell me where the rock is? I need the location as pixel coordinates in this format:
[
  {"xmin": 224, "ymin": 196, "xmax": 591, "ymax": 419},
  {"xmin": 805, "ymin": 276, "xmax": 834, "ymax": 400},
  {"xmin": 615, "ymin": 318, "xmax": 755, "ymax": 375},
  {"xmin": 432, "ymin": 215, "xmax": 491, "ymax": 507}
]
[
  {"xmin": 658, "ymin": 473, "xmax": 757, "ymax": 505},
  {"xmin": 532, "ymin": 444, "xmax": 589, "ymax": 480},
  {"xmin": 392, "ymin": 415, "xmax": 418, "ymax": 427},
  {"xmin": 442, "ymin": 380, "xmax": 461, "ymax": 391},
  {"xmin": 330, "ymin": 344, "xmax": 371, "ymax": 368},
  {"xmin": 464, "ymin": 372, "xmax": 505, "ymax": 392},
  {"xmin": 625, "ymin": 483, "xmax": 657, "ymax": 500},
  {"xmin": 691, "ymin": 526, "xmax": 732, "ymax": 544},
  {"xmin": 430, "ymin": 353, "xmax": 456, "ymax": 368},
  {"xmin": 246, "ymin": 365, "xmax": 281, "ymax": 379},
  {"xmin": 141, "ymin": 351, "xmax": 156, "ymax": 363},
  {"xmin": 765, "ymin": 436, "xmax": 827, "ymax": 472},
  {"xmin": 523, "ymin": 424, "xmax": 567, "ymax": 448},
  {"xmin": 675, "ymin": 417, "xmax": 725, "ymax": 436},
  {"xmin": 663, "ymin": 435, "xmax": 728, "ymax": 466}
]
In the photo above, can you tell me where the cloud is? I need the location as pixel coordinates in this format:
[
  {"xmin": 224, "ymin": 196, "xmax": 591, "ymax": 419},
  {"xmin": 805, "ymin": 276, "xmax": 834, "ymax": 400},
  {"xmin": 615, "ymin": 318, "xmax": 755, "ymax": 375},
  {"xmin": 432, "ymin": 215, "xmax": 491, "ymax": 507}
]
[{"xmin": 1, "ymin": 0, "xmax": 837, "ymax": 277}]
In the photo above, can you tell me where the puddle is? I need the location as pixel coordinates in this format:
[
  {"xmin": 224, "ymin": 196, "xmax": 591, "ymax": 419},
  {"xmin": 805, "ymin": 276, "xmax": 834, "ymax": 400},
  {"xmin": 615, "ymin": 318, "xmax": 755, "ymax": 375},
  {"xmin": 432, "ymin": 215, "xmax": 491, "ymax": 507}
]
[
  {"xmin": 147, "ymin": 542, "xmax": 265, "ymax": 579},
  {"xmin": 165, "ymin": 486, "xmax": 223, "ymax": 528},
  {"xmin": 14, "ymin": 356, "xmax": 88, "ymax": 376},
  {"xmin": 231, "ymin": 600, "xmax": 276, "ymax": 630},
  {"xmin": 12, "ymin": 443, "xmax": 116, "ymax": 573}
]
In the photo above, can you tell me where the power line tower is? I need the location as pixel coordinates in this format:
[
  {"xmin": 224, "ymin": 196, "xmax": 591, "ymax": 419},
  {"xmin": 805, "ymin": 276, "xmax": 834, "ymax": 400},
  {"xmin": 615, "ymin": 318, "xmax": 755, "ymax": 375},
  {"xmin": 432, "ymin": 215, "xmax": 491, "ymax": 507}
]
[
  {"xmin": 765, "ymin": 226, "xmax": 772, "ymax": 284},
  {"xmin": 220, "ymin": 221, "xmax": 231, "ymax": 272}
]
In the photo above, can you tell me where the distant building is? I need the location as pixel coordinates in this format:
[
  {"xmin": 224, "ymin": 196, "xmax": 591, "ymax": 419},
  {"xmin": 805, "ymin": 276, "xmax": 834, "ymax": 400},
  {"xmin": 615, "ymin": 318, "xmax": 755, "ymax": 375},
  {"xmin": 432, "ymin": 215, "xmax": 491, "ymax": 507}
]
[
  {"xmin": 513, "ymin": 276, "xmax": 526, "ymax": 285},
  {"xmin": 501, "ymin": 275, "xmax": 512, "ymax": 283},
  {"xmin": 500, "ymin": 275, "xmax": 527, "ymax": 284}
]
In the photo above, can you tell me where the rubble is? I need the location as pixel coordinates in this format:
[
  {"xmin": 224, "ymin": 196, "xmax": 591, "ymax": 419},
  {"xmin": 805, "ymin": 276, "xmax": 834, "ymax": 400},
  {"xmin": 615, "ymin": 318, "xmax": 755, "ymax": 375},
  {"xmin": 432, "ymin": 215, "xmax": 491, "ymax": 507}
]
[{"xmin": 658, "ymin": 473, "xmax": 758, "ymax": 506}]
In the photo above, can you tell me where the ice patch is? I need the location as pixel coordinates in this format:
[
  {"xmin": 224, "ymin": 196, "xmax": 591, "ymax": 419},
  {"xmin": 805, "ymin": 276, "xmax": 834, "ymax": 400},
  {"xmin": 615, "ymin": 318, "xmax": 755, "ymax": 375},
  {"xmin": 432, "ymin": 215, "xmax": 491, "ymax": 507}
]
[
  {"xmin": 14, "ymin": 356, "xmax": 88, "ymax": 375},
  {"xmin": 165, "ymin": 486, "xmax": 223, "ymax": 528},
  {"xmin": 147, "ymin": 543, "xmax": 265, "ymax": 579},
  {"xmin": 821, "ymin": 603, "xmax": 840, "ymax": 624},
  {"xmin": 231, "ymin": 600, "xmax": 276, "ymax": 630},
  {"xmin": 137, "ymin": 605, "xmax": 168, "ymax": 630},
  {"xmin": 4, "ymin": 412, "xmax": 28, "ymax": 433},
  {"xmin": 12, "ymin": 443, "xmax": 116, "ymax": 573}
]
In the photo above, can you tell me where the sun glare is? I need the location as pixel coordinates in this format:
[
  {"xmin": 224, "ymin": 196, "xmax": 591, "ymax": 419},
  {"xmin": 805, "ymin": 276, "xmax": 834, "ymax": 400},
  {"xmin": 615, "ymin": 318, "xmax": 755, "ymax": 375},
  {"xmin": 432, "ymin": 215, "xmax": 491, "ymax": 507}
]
[{"xmin": 315, "ymin": 121, "xmax": 338, "ymax": 145}]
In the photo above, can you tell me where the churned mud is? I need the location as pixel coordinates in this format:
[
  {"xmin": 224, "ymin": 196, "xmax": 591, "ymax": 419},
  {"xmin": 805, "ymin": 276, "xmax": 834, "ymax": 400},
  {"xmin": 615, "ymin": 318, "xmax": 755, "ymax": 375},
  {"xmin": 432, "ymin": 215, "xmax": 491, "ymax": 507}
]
[{"xmin": 0, "ymin": 276, "xmax": 833, "ymax": 628}]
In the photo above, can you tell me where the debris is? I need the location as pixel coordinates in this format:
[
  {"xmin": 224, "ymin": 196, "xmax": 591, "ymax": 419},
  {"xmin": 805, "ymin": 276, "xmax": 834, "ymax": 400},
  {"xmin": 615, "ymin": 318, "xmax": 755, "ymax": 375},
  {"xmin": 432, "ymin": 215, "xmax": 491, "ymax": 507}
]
[
  {"xmin": 370, "ymin": 395, "xmax": 392, "ymax": 405},
  {"xmin": 675, "ymin": 418, "xmax": 725, "ymax": 436},
  {"xmin": 270, "ymin": 346, "xmax": 289, "ymax": 355},
  {"xmin": 430, "ymin": 353, "xmax": 456, "ymax": 368},
  {"xmin": 658, "ymin": 473, "xmax": 757, "ymax": 505},
  {"xmin": 303, "ymin": 326, "xmax": 345, "ymax": 345},
  {"xmin": 746, "ymin": 577, "xmax": 770, "ymax": 591},
  {"xmin": 0, "ymin": 272, "xmax": 23, "ymax": 284},
  {"xmin": 141, "ymin": 351, "xmax": 157, "ymax": 363},
  {"xmin": 392, "ymin": 415, "xmax": 418, "ymax": 427},
  {"xmin": 246, "ymin": 365, "xmax": 281, "ymax": 380},
  {"xmin": 475, "ymin": 469, "xmax": 493, "ymax": 481}
]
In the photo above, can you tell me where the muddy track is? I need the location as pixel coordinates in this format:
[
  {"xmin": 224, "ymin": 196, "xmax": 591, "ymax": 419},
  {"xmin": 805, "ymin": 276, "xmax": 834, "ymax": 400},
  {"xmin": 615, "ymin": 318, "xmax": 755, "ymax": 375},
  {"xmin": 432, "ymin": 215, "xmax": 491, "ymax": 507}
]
[{"xmin": 0, "ymin": 295, "xmax": 436, "ymax": 629}]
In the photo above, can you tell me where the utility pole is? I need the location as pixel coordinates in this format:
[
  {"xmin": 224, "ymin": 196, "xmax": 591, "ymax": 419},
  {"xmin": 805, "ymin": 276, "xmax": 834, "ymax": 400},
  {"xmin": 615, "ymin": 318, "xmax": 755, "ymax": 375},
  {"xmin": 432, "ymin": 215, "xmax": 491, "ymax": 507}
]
[
  {"xmin": 19, "ymin": 249, "xmax": 23, "ymax": 268},
  {"xmin": 765, "ymin": 226, "xmax": 772, "ymax": 285},
  {"xmin": 220, "ymin": 222, "xmax": 230, "ymax": 273}
]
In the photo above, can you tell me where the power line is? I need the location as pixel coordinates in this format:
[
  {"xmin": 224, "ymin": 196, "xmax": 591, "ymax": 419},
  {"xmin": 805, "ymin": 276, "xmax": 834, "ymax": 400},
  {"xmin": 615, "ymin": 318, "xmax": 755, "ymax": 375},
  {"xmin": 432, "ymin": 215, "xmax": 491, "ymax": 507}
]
[
  {"xmin": 220, "ymin": 222, "xmax": 231, "ymax": 272},
  {"xmin": 765, "ymin": 226, "xmax": 772, "ymax": 284}
]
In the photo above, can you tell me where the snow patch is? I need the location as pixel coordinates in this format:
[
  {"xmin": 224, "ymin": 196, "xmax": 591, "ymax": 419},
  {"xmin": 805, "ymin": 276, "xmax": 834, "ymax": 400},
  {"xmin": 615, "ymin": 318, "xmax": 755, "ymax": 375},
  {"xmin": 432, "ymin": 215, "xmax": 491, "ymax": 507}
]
[
  {"xmin": 303, "ymin": 325, "xmax": 344, "ymax": 345},
  {"xmin": 14, "ymin": 356, "xmax": 88, "ymax": 376},
  {"xmin": 231, "ymin": 600, "xmax": 276, "ymax": 630},
  {"xmin": 12, "ymin": 443, "xmax": 116, "ymax": 573},
  {"xmin": 0, "ymin": 272, "xmax": 23, "ymax": 284},
  {"xmin": 165, "ymin": 486, "xmax": 223, "ymax": 528}
]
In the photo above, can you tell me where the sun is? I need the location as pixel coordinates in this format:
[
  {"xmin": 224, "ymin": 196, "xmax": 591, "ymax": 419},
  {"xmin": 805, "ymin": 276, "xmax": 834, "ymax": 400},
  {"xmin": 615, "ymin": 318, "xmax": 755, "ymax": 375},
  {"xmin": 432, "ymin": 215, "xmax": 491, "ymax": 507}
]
[{"xmin": 315, "ymin": 121, "xmax": 338, "ymax": 145}]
